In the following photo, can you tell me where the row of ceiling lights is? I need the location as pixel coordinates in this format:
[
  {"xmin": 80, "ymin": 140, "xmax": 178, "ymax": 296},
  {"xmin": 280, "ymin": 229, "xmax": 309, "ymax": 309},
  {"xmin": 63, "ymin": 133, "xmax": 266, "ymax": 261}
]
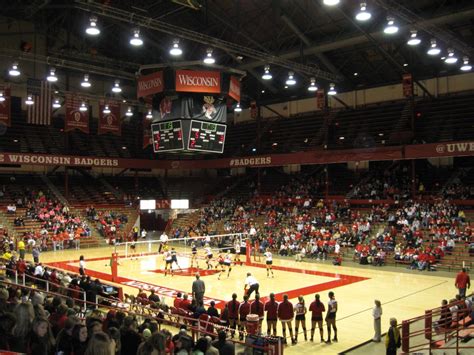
[{"xmin": 322, "ymin": 1, "xmax": 472, "ymax": 71}]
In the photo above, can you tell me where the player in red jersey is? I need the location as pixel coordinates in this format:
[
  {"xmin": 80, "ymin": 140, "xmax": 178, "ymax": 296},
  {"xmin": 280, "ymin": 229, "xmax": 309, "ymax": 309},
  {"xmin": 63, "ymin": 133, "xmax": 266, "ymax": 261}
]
[
  {"xmin": 227, "ymin": 293, "xmax": 240, "ymax": 338},
  {"xmin": 264, "ymin": 293, "xmax": 279, "ymax": 336},
  {"xmin": 278, "ymin": 294, "xmax": 295, "ymax": 345},
  {"xmin": 250, "ymin": 293, "xmax": 265, "ymax": 330},
  {"xmin": 309, "ymin": 294, "xmax": 326, "ymax": 342},
  {"xmin": 238, "ymin": 295, "xmax": 251, "ymax": 341}
]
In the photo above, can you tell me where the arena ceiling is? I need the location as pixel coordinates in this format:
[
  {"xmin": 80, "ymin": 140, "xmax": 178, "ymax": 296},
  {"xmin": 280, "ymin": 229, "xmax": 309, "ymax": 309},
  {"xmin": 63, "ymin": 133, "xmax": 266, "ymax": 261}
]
[{"xmin": 2, "ymin": 0, "xmax": 474, "ymax": 105}]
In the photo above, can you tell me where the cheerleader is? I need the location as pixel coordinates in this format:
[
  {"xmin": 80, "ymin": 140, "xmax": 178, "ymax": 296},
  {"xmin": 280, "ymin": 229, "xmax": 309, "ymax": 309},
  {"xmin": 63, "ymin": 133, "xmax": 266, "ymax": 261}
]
[
  {"xmin": 234, "ymin": 240, "xmax": 242, "ymax": 266},
  {"xmin": 263, "ymin": 248, "xmax": 274, "ymax": 277},
  {"xmin": 163, "ymin": 248, "xmax": 173, "ymax": 276},
  {"xmin": 190, "ymin": 242, "xmax": 199, "ymax": 269},
  {"xmin": 204, "ymin": 244, "xmax": 213, "ymax": 269},
  {"xmin": 294, "ymin": 295, "xmax": 308, "ymax": 342}
]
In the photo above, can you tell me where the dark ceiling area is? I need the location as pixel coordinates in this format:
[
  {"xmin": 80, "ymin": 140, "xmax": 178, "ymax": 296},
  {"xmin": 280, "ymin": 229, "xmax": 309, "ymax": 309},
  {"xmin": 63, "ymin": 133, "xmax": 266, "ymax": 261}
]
[{"xmin": 1, "ymin": 0, "xmax": 474, "ymax": 105}]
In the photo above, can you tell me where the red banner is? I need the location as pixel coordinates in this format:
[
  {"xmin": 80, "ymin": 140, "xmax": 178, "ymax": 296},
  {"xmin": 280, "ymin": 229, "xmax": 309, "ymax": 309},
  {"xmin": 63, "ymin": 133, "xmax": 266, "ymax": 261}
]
[
  {"xmin": 402, "ymin": 73, "xmax": 413, "ymax": 97},
  {"xmin": 98, "ymin": 100, "xmax": 121, "ymax": 136},
  {"xmin": 229, "ymin": 76, "xmax": 241, "ymax": 102},
  {"xmin": 0, "ymin": 86, "xmax": 11, "ymax": 127},
  {"xmin": 316, "ymin": 89, "xmax": 325, "ymax": 110},
  {"xmin": 143, "ymin": 114, "xmax": 152, "ymax": 149},
  {"xmin": 175, "ymin": 70, "xmax": 221, "ymax": 94},
  {"xmin": 65, "ymin": 93, "xmax": 89, "ymax": 133},
  {"xmin": 137, "ymin": 71, "xmax": 164, "ymax": 98},
  {"xmin": 405, "ymin": 141, "xmax": 474, "ymax": 159},
  {"xmin": 250, "ymin": 100, "xmax": 257, "ymax": 119}
]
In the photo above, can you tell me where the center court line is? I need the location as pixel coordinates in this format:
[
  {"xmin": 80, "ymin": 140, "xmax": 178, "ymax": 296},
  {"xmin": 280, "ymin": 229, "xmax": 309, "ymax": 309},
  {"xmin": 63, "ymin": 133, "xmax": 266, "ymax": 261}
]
[{"xmin": 337, "ymin": 280, "xmax": 449, "ymax": 323}]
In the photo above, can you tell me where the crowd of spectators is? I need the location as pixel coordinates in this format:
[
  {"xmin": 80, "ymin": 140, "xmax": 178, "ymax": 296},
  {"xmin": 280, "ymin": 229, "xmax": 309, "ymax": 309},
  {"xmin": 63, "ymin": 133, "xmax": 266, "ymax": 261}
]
[{"xmin": 85, "ymin": 206, "xmax": 129, "ymax": 242}]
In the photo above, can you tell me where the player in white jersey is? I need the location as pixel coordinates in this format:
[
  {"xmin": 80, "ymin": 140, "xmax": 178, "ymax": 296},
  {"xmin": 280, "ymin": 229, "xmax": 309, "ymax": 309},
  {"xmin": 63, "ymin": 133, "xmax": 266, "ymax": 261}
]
[
  {"xmin": 204, "ymin": 244, "xmax": 213, "ymax": 269},
  {"xmin": 264, "ymin": 249, "xmax": 274, "ymax": 277},
  {"xmin": 219, "ymin": 250, "xmax": 233, "ymax": 279},
  {"xmin": 163, "ymin": 249, "xmax": 173, "ymax": 276},
  {"xmin": 234, "ymin": 240, "xmax": 242, "ymax": 266}
]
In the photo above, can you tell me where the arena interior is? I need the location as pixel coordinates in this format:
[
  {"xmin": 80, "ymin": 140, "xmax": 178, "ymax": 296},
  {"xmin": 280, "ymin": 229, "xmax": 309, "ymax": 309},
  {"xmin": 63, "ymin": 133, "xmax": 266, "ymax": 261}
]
[{"xmin": 0, "ymin": 1, "xmax": 474, "ymax": 354}]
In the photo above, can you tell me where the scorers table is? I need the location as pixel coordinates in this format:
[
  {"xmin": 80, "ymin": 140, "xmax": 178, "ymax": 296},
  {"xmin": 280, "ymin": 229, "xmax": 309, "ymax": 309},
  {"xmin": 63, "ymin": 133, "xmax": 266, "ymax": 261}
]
[{"xmin": 152, "ymin": 119, "xmax": 226, "ymax": 153}]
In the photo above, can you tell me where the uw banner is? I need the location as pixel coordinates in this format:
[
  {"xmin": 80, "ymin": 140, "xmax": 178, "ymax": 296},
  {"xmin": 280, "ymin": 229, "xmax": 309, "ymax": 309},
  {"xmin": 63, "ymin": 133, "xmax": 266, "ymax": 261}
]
[
  {"xmin": 65, "ymin": 93, "xmax": 89, "ymax": 133},
  {"xmin": 0, "ymin": 86, "xmax": 11, "ymax": 127},
  {"xmin": 98, "ymin": 100, "xmax": 121, "ymax": 136}
]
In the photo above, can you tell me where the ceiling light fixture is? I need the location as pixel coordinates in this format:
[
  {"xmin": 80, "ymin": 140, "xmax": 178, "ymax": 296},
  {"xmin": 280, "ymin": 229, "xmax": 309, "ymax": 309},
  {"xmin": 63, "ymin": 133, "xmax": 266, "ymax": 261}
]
[
  {"xmin": 234, "ymin": 103, "xmax": 242, "ymax": 112},
  {"xmin": 79, "ymin": 102, "xmax": 88, "ymax": 111},
  {"xmin": 445, "ymin": 48, "xmax": 458, "ymax": 64},
  {"xmin": 112, "ymin": 80, "xmax": 122, "ymax": 93},
  {"xmin": 355, "ymin": 3, "xmax": 371, "ymax": 22},
  {"xmin": 103, "ymin": 105, "xmax": 111, "ymax": 114},
  {"xmin": 427, "ymin": 39, "xmax": 441, "ymax": 56},
  {"xmin": 52, "ymin": 98, "xmax": 61, "ymax": 108},
  {"xmin": 323, "ymin": 0, "xmax": 340, "ymax": 6},
  {"xmin": 0, "ymin": 92, "xmax": 5, "ymax": 103},
  {"xmin": 262, "ymin": 65, "xmax": 272, "ymax": 80},
  {"xmin": 146, "ymin": 110, "xmax": 153, "ymax": 119},
  {"xmin": 81, "ymin": 74, "xmax": 91, "ymax": 88},
  {"xmin": 169, "ymin": 39, "xmax": 182, "ymax": 56},
  {"xmin": 307, "ymin": 77, "xmax": 318, "ymax": 92},
  {"xmin": 9, "ymin": 62, "xmax": 20, "ymax": 76},
  {"xmin": 407, "ymin": 30, "xmax": 421, "ymax": 46},
  {"xmin": 85, "ymin": 16, "xmax": 100, "ymax": 36},
  {"xmin": 203, "ymin": 48, "xmax": 215, "ymax": 64},
  {"xmin": 46, "ymin": 68, "xmax": 58, "ymax": 82},
  {"xmin": 25, "ymin": 95, "xmax": 34, "ymax": 105},
  {"xmin": 461, "ymin": 57, "xmax": 472, "ymax": 71},
  {"xmin": 130, "ymin": 29, "xmax": 143, "ymax": 46},
  {"xmin": 328, "ymin": 83, "xmax": 337, "ymax": 95},
  {"xmin": 126, "ymin": 107, "xmax": 133, "ymax": 117},
  {"xmin": 285, "ymin": 71, "xmax": 296, "ymax": 86},
  {"xmin": 384, "ymin": 16, "xmax": 399, "ymax": 34}
]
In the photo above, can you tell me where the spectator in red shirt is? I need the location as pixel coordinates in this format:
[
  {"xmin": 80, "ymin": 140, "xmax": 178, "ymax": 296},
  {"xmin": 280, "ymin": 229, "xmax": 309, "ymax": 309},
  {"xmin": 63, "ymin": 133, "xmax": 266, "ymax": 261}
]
[
  {"xmin": 180, "ymin": 293, "xmax": 191, "ymax": 310},
  {"xmin": 227, "ymin": 293, "xmax": 240, "ymax": 338},
  {"xmin": 277, "ymin": 294, "xmax": 295, "ymax": 345},
  {"xmin": 455, "ymin": 268, "xmax": 471, "ymax": 297},
  {"xmin": 309, "ymin": 294, "xmax": 325, "ymax": 342},
  {"xmin": 173, "ymin": 292, "xmax": 182, "ymax": 309},
  {"xmin": 264, "ymin": 293, "xmax": 279, "ymax": 337}
]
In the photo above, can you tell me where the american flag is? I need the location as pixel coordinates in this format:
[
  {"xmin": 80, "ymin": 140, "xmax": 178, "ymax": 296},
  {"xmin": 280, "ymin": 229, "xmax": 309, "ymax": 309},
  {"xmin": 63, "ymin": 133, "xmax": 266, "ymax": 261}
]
[{"xmin": 27, "ymin": 79, "xmax": 52, "ymax": 125}]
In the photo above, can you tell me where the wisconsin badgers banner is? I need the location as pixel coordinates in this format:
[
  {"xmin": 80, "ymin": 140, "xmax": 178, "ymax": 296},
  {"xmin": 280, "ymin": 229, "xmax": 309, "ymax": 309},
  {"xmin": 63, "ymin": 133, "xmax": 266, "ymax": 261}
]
[
  {"xmin": 175, "ymin": 70, "xmax": 221, "ymax": 94},
  {"xmin": 229, "ymin": 76, "xmax": 241, "ymax": 102},
  {"xmin": 402, "ymin": 73, "xmax": 413, "ymax": 97},
  {"xmin": 98, "ymin": 100, "xmax": 121, "ymax": 136},
  {"xmin": 156, "ymin": 95, "xmax": 226, "ymax": 123},
  {"xmin": 65, "ymin": 93, "xmax": 89, "ymax": 133},
  {"xmin": 0, "ymin": 86, "xmax": 11, "ymax": 127},
  {"xmin": 143, "ymin": 114, "xmax": 152, "ymax": 149},
  {"xmin": 137, "ymin": 71, "xmax": 164, "ymax": 98},
  {"xmin": 316, "ymin": 89, "xmax": 325, "ymax": 109}
]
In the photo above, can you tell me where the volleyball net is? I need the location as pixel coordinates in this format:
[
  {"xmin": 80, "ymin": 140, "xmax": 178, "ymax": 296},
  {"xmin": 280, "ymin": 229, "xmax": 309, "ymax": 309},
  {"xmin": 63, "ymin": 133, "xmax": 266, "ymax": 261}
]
[{"xmin": 113, "ymin": 233, "xmax": 250, "ymax": 263}]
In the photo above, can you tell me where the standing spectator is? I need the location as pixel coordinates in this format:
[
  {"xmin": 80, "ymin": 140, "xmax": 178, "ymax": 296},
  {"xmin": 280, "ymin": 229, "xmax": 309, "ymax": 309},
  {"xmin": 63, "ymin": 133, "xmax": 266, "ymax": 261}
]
[
  {"xmin": 277, "ymin": 294, "xmax": 295, "ymax": 345},
  {"xmin": 325, "ymin": 291, "xmax": 338, "ymax": 343},
  {"xmin": 27, "ymin": 316, "xmax": 54, "ymax": 355},
  {"xmin": 385, "ymin": 318, "xmax": 401, "ymax": 355},
  {"xmin": 120, "ymin": 316, "xmax": 141, "ymax": 355},
  {"xmin": 71, "ymin": 324, "xmax": 88, "ymax": 355},
  {"xmin": 455, "ymin": 268, "xmax": 471, "ymax": 297},
  {"xmin": 372, "ymin": 300, "xmax": 383, "ymax": 342},
  {"xmin": 309, "ymin": 294, "xmax": 325, "ymax": 342},
  {"xmin": 211, "ymin": 330, "xmax": 235, "ymax": 355},
  {"xmin": 18, "ymin": 239, "xmax": 26, "ymax": 260},
  {"xmin": 79, "ymin": 255, "xmax": 86, "ymax": 276},
  {"xmin": 32, "ymin": 247, "xmax": 40, "ymax": 264},
  {"xmin": 192, "ymin": 273, "xmax": 205, "ymax": 306}
]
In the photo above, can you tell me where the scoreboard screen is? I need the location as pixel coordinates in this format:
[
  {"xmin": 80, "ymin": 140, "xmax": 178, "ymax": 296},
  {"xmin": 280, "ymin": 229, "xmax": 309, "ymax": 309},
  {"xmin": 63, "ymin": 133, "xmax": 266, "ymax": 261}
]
[
  {"xmin": 188, "ymin": 120, "xmax": 226, "ymax": 153},
  {"xmin": 151, "ymin": 120, "xmax": 184, "ymax": 152}
]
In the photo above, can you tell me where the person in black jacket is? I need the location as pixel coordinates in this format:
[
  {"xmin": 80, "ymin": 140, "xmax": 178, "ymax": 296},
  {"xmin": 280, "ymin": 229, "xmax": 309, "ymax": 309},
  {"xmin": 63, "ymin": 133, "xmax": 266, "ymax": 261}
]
[
  {"xmin": 385, "ymin": 318, "xmax": 401, "ymax": 355},
  {"xmin": 120, "ymin": 316, "xmax": 142, "ymax": 355}
]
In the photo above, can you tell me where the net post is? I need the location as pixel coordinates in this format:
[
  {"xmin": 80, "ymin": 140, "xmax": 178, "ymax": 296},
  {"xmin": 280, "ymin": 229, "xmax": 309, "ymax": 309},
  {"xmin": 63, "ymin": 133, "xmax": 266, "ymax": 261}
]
[
  {"xmin": 111, "ymin": 252, "xmax": 118, "ymax": 282},
  {"xmin": 245, "ymin": 237, "xmax": 251, "ymax": 266}
]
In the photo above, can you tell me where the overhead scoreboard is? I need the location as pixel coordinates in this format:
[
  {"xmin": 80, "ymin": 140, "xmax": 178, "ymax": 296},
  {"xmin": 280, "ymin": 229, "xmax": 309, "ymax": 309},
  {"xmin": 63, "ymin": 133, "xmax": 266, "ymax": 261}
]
[{"xmin": 151, "ymin": 119, "xmax": 226, "ymax": 154}]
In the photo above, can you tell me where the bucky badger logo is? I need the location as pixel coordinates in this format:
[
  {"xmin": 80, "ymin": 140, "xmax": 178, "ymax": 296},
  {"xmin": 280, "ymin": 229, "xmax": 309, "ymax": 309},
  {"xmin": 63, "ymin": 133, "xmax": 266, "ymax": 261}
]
[{"xmin": 202, "ymin": 96, "xmax": 217, "ymax": 120}]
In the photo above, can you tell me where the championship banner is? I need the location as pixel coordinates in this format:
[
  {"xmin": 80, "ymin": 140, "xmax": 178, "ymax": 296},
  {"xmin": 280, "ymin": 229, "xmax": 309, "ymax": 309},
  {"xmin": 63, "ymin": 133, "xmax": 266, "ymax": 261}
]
[
  {"xmin": 402, "ymin": 73, "xmax": 413, "ymax": 97},
  {"xmin": 175, "ymin": 70, "xmax": 221, "ymax": 94},
  {"xmin": 229, "ymin": 76, "xmax": 241, "ymax": 102},
  {"xmin": 0, "ymin": 85, "xmax": 11, "ymax": 127},
  {"xmin": 65, "ymin": 93, "xmax": 89, "ymax": 133},
  {"xmin": 250, "ymin": 100, "xmax": 257, "ymax": 119},
  {"xmin": 98, "ymin": 100, "xmax": 121, "ymax": 136},
  {"xmin": 316, "ymin": 89, "xmax": 325, "ymax": 109},
  {"xmin": 156, "ymin": 95, "xmax": 227, "ymax": 123},
  {"xmin": 137, "ymin": 71, "xmax": 164, "ymax": 98},
  {"xmin": 143, "ymin": 114, "xmax": 152, "ymax": 149}
]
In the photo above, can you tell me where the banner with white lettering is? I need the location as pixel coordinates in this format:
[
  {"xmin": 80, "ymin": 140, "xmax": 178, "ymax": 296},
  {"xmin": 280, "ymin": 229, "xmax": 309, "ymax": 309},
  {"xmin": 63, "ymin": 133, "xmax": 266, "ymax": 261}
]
[
  {"xmin": 137, "ymin": 71, "xmax": 164, "ymax": 98},
  {"xmin": 316, "ymin": 89, "xmax": 325, "ymax": 110},
  {"xmin": 405, "ymin": 141, "xmax": 474, "ymax": 159},
  {"xmin": 143, "ymin": 113, "xmax": 152, "ymax": 149},
  {"xmin": 65, "ymin": 93, "xmax": 89, "ymax": 133},
  {"xmin": 98, "ymin": 100, "xmax": 121, "ymax": 136},
  {"xmin": 175, "ymin": 70, "xmax": 221, "ymax": 94},
  {"xmin": 155, "ymin": 95, "xmax": 226, "ymax": 123},
  {"xmin": 0, "ymin": 86, "xmax": 11, "ymax": 127},
  {"xmin": 229, "ymin": 76, "xmax": 241, "ymax": 102}
]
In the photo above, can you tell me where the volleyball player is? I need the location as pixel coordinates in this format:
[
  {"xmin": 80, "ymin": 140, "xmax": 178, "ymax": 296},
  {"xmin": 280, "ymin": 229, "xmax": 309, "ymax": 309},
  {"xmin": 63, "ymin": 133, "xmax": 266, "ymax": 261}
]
[
  {"xmin": 223, "ymin": 250, "xmax": 233, "ymax": 278},
  {"xmin": 217, "ymin": 253, "xmax": 225, "ymax": 279},
  {"xmin": 163, "ymin": 248, "xmax": 173, "ymax": 276},
  {"xmin": 170, "ymin": 247, "xmax": 182, "ymax": 271},
  {"xmin": 227, "ymin": 293, "xmax": 240, "ymax": 338},
  {"xmin": 130, "ymin": 238, "xmax": 137, "ymax": 260},
  {"xmin": 204, "ymin": 244, "xmax": 213, "ymax": 269},
  {"xmin": 264, "ymin": 248, "xmax": 274, "ymax": 277},
  {"xmin": 325, "ymin": 291, "xmax": 338, "ymax": 343},
  {"xmin": 238, "ymin": 295, "xmax": 251, "ymax": 341},
  {"xmin": 190, "ymin": 242, "xmax": 199, "ymax": 269},
  {"xmin": 309, "ymin": 294, "xmax": 325, "ymax": 342},
  {"xmin": 294, "ymin": 295, "xmax": 308, "ymax": 342},
  {"xmin": 234, "ymin": 239, "xmax": 242, "ymax": 266}
]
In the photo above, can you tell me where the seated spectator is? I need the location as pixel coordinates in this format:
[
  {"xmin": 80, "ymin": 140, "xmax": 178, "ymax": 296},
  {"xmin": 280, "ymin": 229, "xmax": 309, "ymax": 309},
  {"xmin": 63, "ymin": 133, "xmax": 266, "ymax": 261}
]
[{"xmin": 212, "ymin": 330, "xmax": 235, "ymax": 355}]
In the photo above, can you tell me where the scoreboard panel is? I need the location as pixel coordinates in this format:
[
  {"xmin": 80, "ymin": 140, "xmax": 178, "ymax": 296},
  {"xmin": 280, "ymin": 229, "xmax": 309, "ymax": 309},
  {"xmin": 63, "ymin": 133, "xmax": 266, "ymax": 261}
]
[
  {"xmin": 151, "ymin": 120, "xmax": 184, "ymax": 152},
  {"xmin": 187, "ymin": 120, "xmax": 226, "ymax": 153}
]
